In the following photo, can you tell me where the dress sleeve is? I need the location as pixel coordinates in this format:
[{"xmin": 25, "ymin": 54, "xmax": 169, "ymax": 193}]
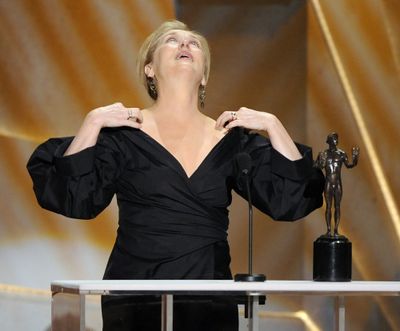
[
  {"xmin": 26, "ymin": 130, "xmax": 127, "ymax": 219},
  {"xmin": 233, "ymin": 133, "xmax": 324, "ymax": 221}
]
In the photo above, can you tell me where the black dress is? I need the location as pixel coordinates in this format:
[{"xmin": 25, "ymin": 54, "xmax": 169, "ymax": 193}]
[{"xmin": 27, "ymin": 127, "xmax": 324, "ymax": 330}]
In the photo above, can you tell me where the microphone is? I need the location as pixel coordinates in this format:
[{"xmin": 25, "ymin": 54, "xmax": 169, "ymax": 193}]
[
  {"xmin": 234, "ymin": 153, "xmax": 266, "ymax": 283},
  {"xmin": 235, "ymin": 152, "xmax": 252, "ymax": 176}
]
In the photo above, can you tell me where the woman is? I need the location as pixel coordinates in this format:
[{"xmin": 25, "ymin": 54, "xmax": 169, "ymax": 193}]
[{"xmin": 27, "ymin": 20, "xmax": 324, "ymax": 330}]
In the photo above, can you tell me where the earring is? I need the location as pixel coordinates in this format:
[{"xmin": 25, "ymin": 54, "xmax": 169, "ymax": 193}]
[
  {"xmin": 147, "ymin": 77, "xmax": 158, "ymax": 100},
  {"xmin": 199, "ymin": 84, "xmax": 206, "ymax": 108}
]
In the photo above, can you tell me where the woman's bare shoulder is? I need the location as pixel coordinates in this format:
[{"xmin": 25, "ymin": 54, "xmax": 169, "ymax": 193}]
[{"xmin": 203, "ymin": 115, "xmax": 227, "ymax": 141}]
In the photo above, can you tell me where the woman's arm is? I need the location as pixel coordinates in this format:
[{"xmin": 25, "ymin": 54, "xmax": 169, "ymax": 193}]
[
  {"xmin": 215, "ymin": 107, "xmax": 301, "ymax": 160},
  {"xmin": 231, "ymin": 131, "xmax": 324, "ymax": 221},
  {"xmin": 64, "ymin": 103, "xmax": 142, "ymax": 156}
]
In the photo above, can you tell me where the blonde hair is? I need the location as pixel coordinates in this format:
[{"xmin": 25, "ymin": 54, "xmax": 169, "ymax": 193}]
[{"xmin": 136, "ymin": 20, "xmax": 211, "ymax": 100}]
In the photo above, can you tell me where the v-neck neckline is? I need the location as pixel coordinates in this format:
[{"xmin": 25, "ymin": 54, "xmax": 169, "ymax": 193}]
[{"xmin": 138, "ymin": 129, "xmax": 234, "ymax": 180}]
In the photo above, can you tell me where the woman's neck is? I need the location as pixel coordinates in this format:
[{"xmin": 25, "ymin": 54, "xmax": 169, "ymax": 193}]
[{"xmin": 149, "ymin": 79, "xmax": 202, "ymax": 120}]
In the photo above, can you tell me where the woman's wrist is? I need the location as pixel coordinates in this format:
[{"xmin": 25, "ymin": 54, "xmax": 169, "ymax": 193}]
[
  {"xmin": 262, "ymin": 112, "xmax": 279, "ymax": 133},
  {"xmin": 63, "ymin": 112, "xmax": 102, "ymax": 156},
  {"xmin": 261, "ymin": 113, "xmax": 302, "ymax": 160},
  {"xmin": 84, "ymin": 109, "xmax": 104, "ymax": 130}
]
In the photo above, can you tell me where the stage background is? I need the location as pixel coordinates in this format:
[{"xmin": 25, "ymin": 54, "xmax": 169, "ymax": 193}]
[{"xmin": 0, "ymin": 0, "xmax": 399, "ymax": 330}]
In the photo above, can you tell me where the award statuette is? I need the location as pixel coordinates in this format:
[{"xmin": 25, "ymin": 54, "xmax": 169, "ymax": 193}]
[{"xmin": 313, "ymin": 133, "xmax": 360, "ymax": 281}]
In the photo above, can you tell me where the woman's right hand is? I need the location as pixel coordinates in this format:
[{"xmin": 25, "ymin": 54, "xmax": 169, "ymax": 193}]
[
  {"xmin": 64, "ymin": 103, "xmax": 142, "ymax": 156},
  {"xmin": 86, "ymin": 102, "xmax": 143, "ymax": 129}
]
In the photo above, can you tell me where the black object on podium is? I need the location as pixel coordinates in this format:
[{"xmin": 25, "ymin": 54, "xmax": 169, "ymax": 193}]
[
  {"xmin": 313, "ymin": 133, "xmax": 359, "ymax": 282},
  {"xmin": 313, "ymin": 235, "xmax": 352, "ymax": 281}
]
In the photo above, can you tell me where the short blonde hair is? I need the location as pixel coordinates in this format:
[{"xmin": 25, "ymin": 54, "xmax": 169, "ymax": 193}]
[{"xmin": 136, "ymin": 20, "xmax": 211, "ymax": 100}]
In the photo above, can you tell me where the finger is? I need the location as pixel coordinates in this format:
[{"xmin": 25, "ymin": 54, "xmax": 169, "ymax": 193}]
[
  {"xmin": 124, "ymin": 119, "xmax": 142, "ymax": 129},
  {"xmin": 224, "ymin": 111, "xmax": 239, "ymax": 127},
  {"xmin": 218, "ymin": 111, "xmax": 235, "ymax": 125},
  {"xmin": 215, "ymin": 112, "xmax": 229, "ymax": 129},
  {"xmin": 215, "ymin": 111, "xmax": 236, "ymax": 129},
  {"xmin": 131, "ymin": 108, "xmax": 143, "ymax": 123},
  {"xmin": 127, "ymin": 117, "xmax": 142, "ymax": 125},
  {"xmin": 125, "ymin": 108, "xmax": 143, "ymax": 123},
  {"xmin": 224, "ymin": 119, "xmax": 242, "ymax": 130}
]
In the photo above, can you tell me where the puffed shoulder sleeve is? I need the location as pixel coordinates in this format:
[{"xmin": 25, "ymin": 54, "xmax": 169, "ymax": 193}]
[
  {"xmin": 233, "ymin": 133, "xmax": 324, "ymax": 221},
  {"xmin": 26, "ymin": 130, "xmax": 127, "ymax": 219}
]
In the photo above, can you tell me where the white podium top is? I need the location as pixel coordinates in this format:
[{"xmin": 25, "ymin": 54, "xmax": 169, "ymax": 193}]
[{"xmin": 51, "ymin": 280, "xmax": 400, "ymax": 296}]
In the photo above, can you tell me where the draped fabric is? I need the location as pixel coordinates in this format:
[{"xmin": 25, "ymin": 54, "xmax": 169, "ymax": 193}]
[{"xmin": 27, "ymin": 127, "xmax": 324, "ymax": 281}]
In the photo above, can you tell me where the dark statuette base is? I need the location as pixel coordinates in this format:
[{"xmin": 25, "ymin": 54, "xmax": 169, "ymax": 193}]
[{"xmin": 313, "ymin": 235, "xmax": 352, "ymax": 282}]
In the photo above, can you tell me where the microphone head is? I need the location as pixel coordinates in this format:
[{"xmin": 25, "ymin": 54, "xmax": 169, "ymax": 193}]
[{"xmin": 235, "ymin": 152, "xmax": 252, "ymax": 175}]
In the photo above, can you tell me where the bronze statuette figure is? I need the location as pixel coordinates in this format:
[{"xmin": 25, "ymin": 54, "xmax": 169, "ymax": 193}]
[{"xmin": 314, "ymin": 132, "xmax": 360, "ymax": 237}]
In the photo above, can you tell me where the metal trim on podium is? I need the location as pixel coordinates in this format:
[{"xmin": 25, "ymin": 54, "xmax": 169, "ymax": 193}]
[{"xmin": 51, "ymin": 280, "xmax": 400, "ymax": 331}]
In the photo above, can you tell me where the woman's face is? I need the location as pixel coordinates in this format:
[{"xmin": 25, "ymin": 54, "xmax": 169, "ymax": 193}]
[{"xmin": 146, "ymin": 29, "xmax": 206, "ymax": 85}]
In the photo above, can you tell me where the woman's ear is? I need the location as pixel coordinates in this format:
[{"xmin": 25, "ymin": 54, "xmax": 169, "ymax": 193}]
[
  {"xmin": 201, "ymin": 75, "xmax": 207, "ymax": 86},
  {"xmin": 145, "ymin": 64, "xmax": 154, "ymax": 78}
]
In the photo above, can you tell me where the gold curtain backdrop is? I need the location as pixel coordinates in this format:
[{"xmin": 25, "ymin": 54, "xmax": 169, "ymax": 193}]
[{"xmin": 0, "ymin": 0, "xmax": 399, "ymax": 330}]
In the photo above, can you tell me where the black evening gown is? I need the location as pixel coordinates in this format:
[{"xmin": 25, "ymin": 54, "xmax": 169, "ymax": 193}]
[{"xmin": 27, "ymin": 127, "xmax": 324, "ymax": 331}]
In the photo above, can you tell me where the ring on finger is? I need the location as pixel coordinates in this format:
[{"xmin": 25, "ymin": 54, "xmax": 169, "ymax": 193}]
[
  {"xmin": 127, "ymin": 109, "xmax": 133, "ymax": 120},
  {"xmin": 231, "ymin": 111, "xmax": 237, "ymax": 121}
]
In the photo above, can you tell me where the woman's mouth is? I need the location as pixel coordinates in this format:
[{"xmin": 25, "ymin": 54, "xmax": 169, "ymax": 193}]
[{"xmin": 176, "ymin": 51, "xmax": 193, "ymax": 61}]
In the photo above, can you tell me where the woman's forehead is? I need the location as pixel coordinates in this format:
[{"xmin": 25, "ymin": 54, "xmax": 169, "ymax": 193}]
[{"xmin": 162, "ymin": 29, "xmax": 199, "ymax": 39}]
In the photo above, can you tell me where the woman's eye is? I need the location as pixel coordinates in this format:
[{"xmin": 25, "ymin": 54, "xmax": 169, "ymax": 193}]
[
  {"xmin": 190, "ymin": 40, "xmax": 200, "ymax": 48},
  {"xmin": 166, "ymin": 37, "xmax": 177, "ymax": 43}
]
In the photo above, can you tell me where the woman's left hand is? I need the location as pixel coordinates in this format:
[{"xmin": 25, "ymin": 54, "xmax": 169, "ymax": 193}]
[
  {"xmin": 215, "ymin": 107, "xmax": 277, "ymax": 132},
  {"xmin": 216, "ymin": 107, "xmax": 302, "ymax": 160}
]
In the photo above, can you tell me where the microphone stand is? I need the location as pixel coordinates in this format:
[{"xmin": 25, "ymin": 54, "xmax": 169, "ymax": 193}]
[
  {"xmin": 234, "ymin": 154, "xmax": 266, "ymax": 329},
  {"xmin": 234, "ymin": 175, "xmax": 266, "ymax": 282}
]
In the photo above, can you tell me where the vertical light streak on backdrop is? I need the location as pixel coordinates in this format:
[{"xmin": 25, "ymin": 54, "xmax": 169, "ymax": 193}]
[
  {"xmin": 310, "ymin": 0, "xmax": 400, "ymax": 242},
  {"xmin": 378, "ymin": 0, "xmax": 400, "ymax": 78}
]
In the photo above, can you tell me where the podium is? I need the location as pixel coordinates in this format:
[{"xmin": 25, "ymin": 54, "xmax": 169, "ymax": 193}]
[{"xmin": 51, "ymin": 280, "xmax": 400, "ymax": 331}]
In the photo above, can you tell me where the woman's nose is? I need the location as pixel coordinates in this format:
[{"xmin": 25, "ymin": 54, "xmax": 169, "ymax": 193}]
[{"xmin": 179, "ymin": 39, "xmax": 189, "ymax": 48}]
